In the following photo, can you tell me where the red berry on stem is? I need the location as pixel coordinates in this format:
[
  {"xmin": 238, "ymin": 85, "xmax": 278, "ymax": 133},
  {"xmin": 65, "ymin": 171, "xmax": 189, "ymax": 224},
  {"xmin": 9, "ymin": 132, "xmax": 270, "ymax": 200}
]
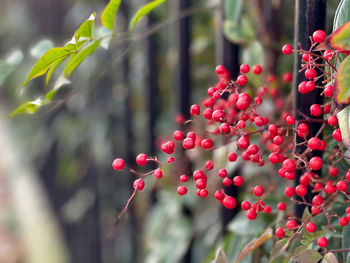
[
  {"xmin": 337, "ymin": 180, "xmax": 347, "ymax": 192},
  {"xmin": 275, "ymin": 227, "xmax": 285, "ymax": 238},
  {"xmin": 180, "ymin": 174, "xmax": 188, "ymax": 182},
  {"xmin": 223, "ymin": 196, "xmax": 237, "ymax": 209},
  {"xmin": 310, "ymin": 104, "xmax": 322, "ymax": 116},
  {"xmin": 241, "ymin": 200, "xmax": 251, "ymax": 210},
  {"xmin": 312, "ymin": 29, "xmax": 327, "ymax": 43},
  {"xmin": 133, "ymin": 178, "xmax": 145, "ymax": 191},
  {"xmin": 136, "ymin": 153, "xmax": 148, "ymax": 166},
  {"xmin": 112, "ymin": 158, "xmax": 125, "ymax": 170},
  {"xmin": 317, "ymin": 237, "xmax": 328, "ymax": 248},
  {"xmin": 177, "ymin": 186, "xmax": 188, "ymax": 195},
  {"xmin": 308, "ymin": 137, "xmax": 321, "ymax": 150},
  {"xmin": 309, "ymin": 156, "xmax": 322, "ymax": 170},
  {"xmin": 252, "ymin": 64, "xmax": 262, "ymax": 74},
  {"xmin": 285, "ymin": 186, "xmax": 295, "ymax": 197},
  {"xmin": 154, "ymin": 168, "xmax": 163, "ymax": 179},
  {"xmin": 333, "ymin": 129, "xmax": 342, "ymax": 142},
  {"xmin": 240, "ymin": 64, "xmax": 250, "ymax": 73},
  {"xmin": 286, "ymin": 220, "xmax": 297, "ymax": 229},
  {"xmin": 282, "ymin": 44, "xmax": 293, "ymax": 55},
  {"xmin": 305, "ymin": 68, "xmax": 317, "ymax": 79},
  {"xmin": 237, "ymin": 136, "xmax": 250, "ymax": 149},
  {"xmin": 237, "ymin": 75, "xmax": 248, "ymax": 86},
  {"xmin": 306, "ymin": 222, "xmax": 316, "ymax": 232},
  {"xmin": 247, "ymin": 209, "xmax": 257, "ymax": 220},
  {"xmin": 296, "ymin": 185, "xmax": 308, "ymax": 197},
  {"xmin": 253, "ymin": 185, "xmax": 264, "ymax": 196}
]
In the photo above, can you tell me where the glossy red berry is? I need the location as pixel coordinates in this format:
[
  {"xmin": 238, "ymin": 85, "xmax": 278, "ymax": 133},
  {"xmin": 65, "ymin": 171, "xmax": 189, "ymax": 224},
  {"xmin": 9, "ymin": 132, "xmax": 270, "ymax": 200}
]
[
  {"xmin": 214, "ymin": 190, "xmax": 225, "ymax": 200},
  {"xmin": 253, "ymin": 185, "xmax": 264, "ymax": 197},
  {"xmin": 312, "ymin": 29, "xmax": 327, "ymax": 43},
  {"xmin": 161, "ymin": 141, "xmax": 175, "ymax": 154},
  {"xmin": 177, "ymin": 186, "xmax": 188, "ymax": 195},
  {"xmin": 201, "ymin": 138, "xmax": 214, "ymax": 150},
  {"xmin": 277, "ymin": 202, "xmax": 287, "ymax": 211},
  {"xmin": 309, "ymin": 156, "xmax": 322, "ymax": 170},
  {"xmin": 328, "ymin": 115, "xmax": 338, "ymax": 126},
  {"xmin": 218, "ymin": 169, "xmax": 228, "ymax": 178},
  {"xmin": 325, "ymin": 183, "xmax": 335, "ymax": 194},
  {"xmin": 112, "ymin": 158, "xmax": 125, "ymax": 170},
  {"xmin": 222, "ymin": 177, "xmax": 232, "ymax": 186},
  {"xmin": 308, "ymin": 137, "xmax": 321, "ymax": 150},
  {"xmin": 183, "ymin": 138, "xmax": 195, "ymax": 150},
  {"xmin": 154, "ymin": 168, "xmax": 163, "ymax": 179},
  {"xmin": 133, "ymin": 178, "xmax": 145, "ymax": 191},
  {"xmin": 205, "ymin": 160, "xmax": 214, "ymax": 170},
  {"xmin": 252, "ymin": 64, "xmax": 262, "ymax": 74},
  {"xmin": 310, "ymin": 104, "xmax": 322, "ymax": 116},
  {"xmin": 337, "ymin": 180, "xmax": 347, "ymax": 192},
  {"xmin": 240, "ymin": 64, "xmax": 250, "ymax": 73},
  {"xmin": 306, "ymin": 222, "xmax": 316, "ymax": 233},
  {"xmin": 241, "ymin": 200, "xmax": 251, "ymax": 210},
  {"xmin": 295, "ymin": 185, "xmax": 308, "ymax": 197},
  {"xmin": 190, "ymin": 104, "xmax": 200, "ymax": 116},
  {"xmin": 275, "ymin": 227, "xmax": 285, "ymax": 238},
  {"xmin": 286, "ymin": 115, "xmax": 295, "ymax": 125},
  {"xmin": 180, "ymin": 174, "xmax": 188, "ymax": 182},
  {"xmin": 233, "ymin": 176, "xmax": 244, "ymax": 187},
  {"xmin": 286, "ymin": 219, "xmax": 297, "ymax": 229},
  {"xmin": 285, "ymin": 186, "xmax": 295, "ymax": 197},
  {"xmin": 305, "ymin": 68, "xmax": 317, "ymax": 79},
  {"xmin": 282, "ymin": 44, "xmax": 293, "ymax": 55},
  {"xmin": 228, "ymin": 152, "xmax": 238, "ymax": 162},
  {"xmin": 283, "ymin": 159, "xmax": 296, "ymax": 173},
  {"xmin": 340, "ymin": 216, "xmax": 349, "ymax": 226},
  {"xmin": 246, "ymin": 209, "xmax": 257, "ymax": 220},
  {"xmin": 324, "ymin": 85, "xmax": 334, "ymax": 97},
  {"xmin": 215, "ymin": 65, "xmax": 226, "ymax": 75},
  {"xmin": 237, "ymin": 75, "xmax": 248, "ymax": 86},
  {"xmin": 237, "ymin": 136, "xmax": 250, "ymax": 149},
  {"xmin": 333, "ymin": 128, "xmax": 342, "ymax": 142},
  {"xmin": 173, "ymin": 130, "xmax": 184, "ymax": 140},
  {"xmin": 329, "ymin": 166, "xmax": 339, "ymax": 177},
  {"xmin": 223, "ymin": 196, "xmax": 237, "ymax": 209},
  {"xmin": 317, "ymin": 237, "xmax": 328, "ymax": 248},
  {"xmin": 312, "ymin": 195, "xmax": 324, "ymax": 206},
  {"xmin": 136, "ymin": 153, "xmax": 148, "ymax": 166}
]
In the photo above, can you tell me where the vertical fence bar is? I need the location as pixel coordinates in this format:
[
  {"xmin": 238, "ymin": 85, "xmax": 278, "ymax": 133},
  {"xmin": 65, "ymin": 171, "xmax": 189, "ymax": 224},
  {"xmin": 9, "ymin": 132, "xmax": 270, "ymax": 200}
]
[{"xmin": 293, "ymin": 0, "xmax": 326, "ymax": 218}]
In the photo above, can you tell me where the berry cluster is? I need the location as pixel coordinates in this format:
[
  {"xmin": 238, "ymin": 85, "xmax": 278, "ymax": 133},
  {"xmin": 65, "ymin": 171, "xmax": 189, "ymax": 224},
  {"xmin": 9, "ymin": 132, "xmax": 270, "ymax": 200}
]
[{"xmin": 113, "ymin": 29, "xmax": 350, "ymax": 251}]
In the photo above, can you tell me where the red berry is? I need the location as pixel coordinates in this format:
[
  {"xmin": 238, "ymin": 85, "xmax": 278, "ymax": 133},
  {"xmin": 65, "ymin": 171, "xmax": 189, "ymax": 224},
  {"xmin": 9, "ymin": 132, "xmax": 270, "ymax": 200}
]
[
  {"xmin": 154, "ymin": 168, "xmax": 163, "ymax": 178},
  {"xmin": 306, "ymin": 81, "xmax": 316, "ymax": 92},
  {"xmin": 309, "ymin": 156, "xmax": 322, "ymax": 170},
  {"xmin": 305, "ymin": 68, "xmax": 317, "ymax": 79},
  {"xmin": 112, "ymin": 158, "xmax": 125, "ymax": 170},
  {"xmin": 295, "ymin": 184, "xmax": 308, "ymax": 197},
  {"xmin": 306, "ymin": 222, "xmax": 316, "ymax": 232},
  {"xmin": 252, "ymin": 64, "xmax": 262, "ymax": 75},
  {"xmin": 310, "ymin": 104, "xmax": 322, "ymax": 116},
  {"xmin": 180, "ymin": 174, "xmax": 188, "ymax": 182},
  {"xmin": 275, "ymin": 227, "xmax": 285, "ymax": 238},
  {"xmin": 312, "ymin": 195, "xmax": 324, "ymax": 206},
  {"xmin": 223, "ymin": 196, "xmax": 237, "ymax": 209},
  {"xmin": 329, "ymin": 166, "xmax": 339, "ymax": 177},
  {"xmin": 215, "ymin": 65, "xmax": 226, "ymax": 75},
  {"xmin": 196, "ymin": 179, "xmax": 207, "ymax": 189},
  {"xmin": 220, "ymin": 122, "xmax": 230, "ymax": 133},
  {"xmin": 218, "ymin": 168, "xmax": 228, "ymax": 178},
  {"xmin": 203, "ymin": 108, "xmax": 214, "ymax": 120},
  {"xmin": 205, "ymin": 160, "xmax": 214, "ymax": 170},
  {"xmin": 337, "ymin": 180, "xmax": 347, "ymax": 192},
  {"xmin": 177, "ymin": 186, "xmax": 188, "ymax": 195},
  {"xmin": 283, "ymin": 72, "xmax": 293, "ymax": 83},
  {"xmin": 212, "ymin": 109, "xmax": 226, "ymax": 122},
  {"xmin": 324, "ymin": 85, "xmax": 334, "ymax": 97},
  {"xmin": 308, "ymin": 137, "xmax": 321, "ymax": 150},
  {"xmin": 173, "ymin": 130, "xmax": 184, "ymax": 140},
  {"xmin": 277, "ymin": 202, "xmax": 286, "ymax": 211},
  {"xmin": 136, "ymin": 153, "xmax": 148, "ymax": 166},
  {"xmin": 340, "ymin": 216, "xmax": 349, "ymax": 226},
  {"xmin": 201, "ymin": 138, "xmax": 214, "ymax": 150},
  {"xmin": 317, "ymin": 237, "xmax": 328, "ymax": 248},
  {"xmin": 282, "ymin": 44, "xmax": 293, "ymax": 55},
  {"xmin": 286, "ymin": 219, "xmax": 297, "ymax": 229},
  {"xmin": 333, "ymin": 128, "xmax": 342, "ymax": 142},
  {"xmin": 161, "ymin": 141, "xmax": 175, "ymax": 154},
  {"xmin": 233, "ymin": 176, "xmax": 244, "ymax": 186},
  {"xmin": 283, "ymin": 159, "xmax": 296, "ymax": 172},
  {"xmin": 133, "ymin": 178, "xmax": 145, "ymax": 190},
  {"xmin": 325, "ymin": 183, "xmax": 335, "ymax": 194},
  {"xmin": 328, "ymin": 115, "xmax": 338, "ymax": 126},
  {"xmin": 273, "ymin": 135, "xmax": 284, "ymax": 145},
  {"xmin": 183, "ymin": 138, "xmax": 195, "ymax": 150},
  {"xmin": 190, "ymin": 104, "xmax": 200, "ymax": 116},
  {"xmin": 222, "ymin": 177, "xmax": 232, "ymax": 186},
  {"xmin": 248, "ymin": 144, "xmax": 259, "ymax": 154},
  {"xmin": 313, "ymin": 29, "xmax": 327, "ymax": 43},
  {"xmin": 264, "ymin": 205, "xmax": 272, "ymax": 214},
  {"xmin": 246, "ymin": 209, "xmax": 257, "ymax": 220},
  {"xmin": 228, "ymin": 152, "xmax": 238, "ymax": 162},
  {"xmin": 167, "ymin": 157, "xmax": 175, "ymax": 163},
  {"xmin": 302, "ymin": 53, "xmax": 310, "ymax": 62},
  {"xmin": 237, "ymin": 75, "xmax": 248, "ymax": 86},
  {"xmin": 286, "ymin": 115, "xmax": 295, "ymax": 125},
  {"xmin": 298, "ymin": 81, "xmax": 308, "ymax": 94},
  {"xmin": 193, "ymin": 170, "xmax": 206, "ymax": 180},
  {"xmin": 214, "ymin": 190, "xmax": 225, "ymax": 200},
  {"xmin": 285, "ymin": 186, "xmax": 295, "ymax": 197},
  {"xmin": 240, "ymin": 64, "xmax": 250, "ymax": 73},
  {"xmin": 253, "ymin": 185, "xmax": 264, "ymax": 196},
  {"xmin": 241, "ymin": 200, "xmax": 251, "ymax": 210},
  {"xmin": 237, "ymin": 136, "xmax": 250, "ymax": 149}
]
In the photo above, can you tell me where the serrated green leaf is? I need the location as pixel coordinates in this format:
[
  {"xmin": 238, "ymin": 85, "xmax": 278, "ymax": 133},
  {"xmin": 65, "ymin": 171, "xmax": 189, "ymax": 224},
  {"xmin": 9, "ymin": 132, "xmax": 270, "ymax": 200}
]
[
  {"xmin": 45, "ymin": 56, "xmax": 68, "ymax": 86},
  {"xmin": 328, "ymin": 21, "xmax": 350, "ymax": 52},
  {"xmin": 74, "ymin": 12, "xmax": 96, "ymax": 40},
  {"xmin": 292, "ymin": 249, "xmax": 322, "ymax": 263},
  {"xmin": 293, "ymin": 246, "xmax": 308, "ymax": 257},
  {"xmin": 270, "ymin": 238, "xmax": 288, "ymax": 260},
  {"xmin": 101, "ymin": 0, "xmax": 122, "ymax": 31},
  {"xmin": 322, "ymin": 252, "xmax": 338, "ymax": 263},
  {"xmin": 63, "ymin": 40, "xmax": 100, "ymax": 77},
  {"xmin": 343, "ymin": 225, "xmax": 350, "ymax": 262},
  {"xmin": 335, "ymin": 55, "xmax": 350, "ymax": 104},
  {"xmin": 30, "ymin": 39, "xmax": 54, "ymax": 58},
  {"xmin": 337, "ymin": 107, "xmax": 350, "ymax": 149},
  {"xmin": 9, "ymin": 99, "xmax": 44, "ymax": 117},
  {"xmin": 129, "ymin": 0, "xmax": 166, "ymax": 31},
  {"xmin": 334, "ymin": 0, "xmax": 350, "ymax": 32},
  {"xmin": 24, "ymin": 47, "xmax": 73, "ymax": 86},
  {"xmin": 300, "ymin": 239, "xmax": 312, "ymax": 246}
]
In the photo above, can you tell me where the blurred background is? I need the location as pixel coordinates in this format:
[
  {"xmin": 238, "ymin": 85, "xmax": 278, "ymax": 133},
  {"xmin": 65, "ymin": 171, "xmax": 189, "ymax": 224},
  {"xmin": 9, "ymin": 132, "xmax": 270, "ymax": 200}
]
[{"xmin": 0, "ymin": 0, "xmax": 340, "ymax": 262}]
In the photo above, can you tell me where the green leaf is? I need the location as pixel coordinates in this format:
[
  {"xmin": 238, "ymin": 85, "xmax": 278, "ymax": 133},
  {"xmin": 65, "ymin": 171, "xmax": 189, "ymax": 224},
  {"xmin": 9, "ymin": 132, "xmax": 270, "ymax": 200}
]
[
  {"xmin": 9, "ymin": 99, "xmax": 44, "ymax": 117},
  {"xmin": 46, "ymin": 76, "xmax": 71, "ymax": 101},
  {"xmin": 74, "ymin": 12, "xmax": 96, "ymax": 40},
  {"xmin": 30, "ymin": 39, "xmax": 54, "ymax": 58},
  {"xmin": 224, "ymin": 0, "xmax": 242, "ymax": 21},
  {"xmin": 333, "ymin": 0, "xmax": 350, "ymax": 32},
  {"xmin": 270, "ymin": 238, "xmax": 288, "ymax": 260},
  {"xmin": 224, "ymin": 17, "xmax": 254, "ymax": 44},
  {"xmin": 101, "ymin": 0, "xmax": 122, "ymax": 31},
  {"xmin": 335, "ymin": 55, "xmax": 350, "ymax": 104},
  {"xmin": 302, "ymin": 207, "xmax": 311, "ymax": 221},
  {"xmin": 45, "ymin": 56, "xmax": 68, "ymax": 86},
  {"xmin": 343, "ymin": 225, "xmax": 350, "ymax": 262},
  {"xmin": 322, "ymin": 252, "xmax": 339, "ymax": 263},
  {"xmin": 328, "ymin": 21, "xmax": 350, "ymax": 52},
  {"xmin": 63, "ymin": 40, "xmax": 100, "ymax": 77},
  {"xmin": 293, "ymin": 246, "xmax": 308, "ymax": 257},
  {"xmin": 337, "ymin": 106, "xmax": 350, "ymax": 149},
  {"xmin": 0, "ymin": 50, "xmax": 23, "ymax": 85},
  {"xmin": 23, "ymin": 47, "xmax": 73, "ymax": 86},
  {"xmin": 292, "ymin": 249, "xmax": 322, "ymax": 263},
  {"xmin": 227, "ymin": 211, "xmax": 265, "ymax": 236},
  {"xmin": 214, "ymin": 248, "xmax": 228, "ymax": 263},
  {"xmin": 129, "ymin": 0, "xmax": 167, "ymax": 31}
]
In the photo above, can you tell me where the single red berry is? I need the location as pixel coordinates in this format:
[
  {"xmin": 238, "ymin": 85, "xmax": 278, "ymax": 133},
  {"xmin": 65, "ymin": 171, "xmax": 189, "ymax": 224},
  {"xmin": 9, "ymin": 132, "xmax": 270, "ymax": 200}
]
[
  {"xmin": 183, "ymin": 138, "xmax": 195, "ymax": 150},
  {"xmin": 306, "ymin": 81, "xmax": 316, "ymax": 92},
  {"xmin": 302, "ymin": 53, "xmax": 310, "ymax": 62},
  {"xmin": 254, "ymin": 116, "xmax": 264, "ymax": 127},
  {"xmin": 283, "ymin": 159, "xmax": 296, "ymax": 172},
  {"xmin": 161, "ymin": 141, "xmax": 175, "ymax": 154},
  {"xmin": 173, "ymin": 130, "xmax": 184, "ymax": 140},
  {"xmin": 253, "ymin": 185, "xmax": 264, "ymax": 197},
  {"xmin": 201, "ymin": 138, "xmax": 214, "ymax": 150},
  {"xmin": 241, "ymin": 200, "xmax": 251, "ymax": 210},
  {"xmin": 154, "ymin": 168, "xmax": 163, "ymax": 179},
  {"xmin": 324, "ymin": 50, "xmax": 334, "ymax": 61},
  {"xmin": 285, "ymin": 172, "xmax": 296, "ymax": 180},
  {"xmin": 167, "ymin": 156, "xmax": 175, "ymax": 163},
  {"xmin": 252, "ymin": 64, "xmax": 262, "ymax": 74},
  {"xmin": 237, "ymin": 136, "xmax": 250, "ymax": 149},
  {"xmin": 218, "ymin": 168, "xmax": 228, "ymax": 178},
  {"xmin": 308, "ymin": 137, "xmax": 321, "ymax": 150},
  {"xmin": 193, "ymin": 170, "xmax": 206, "ymax": 180},
  {"xmin": 264, "ymin": 205, "xmax": 272, "ymax": 214},
  {"xmin": 203, "ymin": 108, "xmax": 214, "ymax": 120},
  {"xmin": 295, "ymin": 185, "xmax": 308, "ymax": 197},
  {"xmin": 136, "ymin": 153, "xmax": 148, "ymax": 166},
  {"xmin": 306, "ymin": 222, "xmax": 316, "ymax": 233},
  {"xmin": 273, "ymin": 135, "xmax": 284, "ymax": 145},
  {"xmin": 329, "ymin": 166, "xmax": 339, "ymax": 177},
  {"xmin": 246, "ymin": 209, "xmax": 257, "ymax": 220},
  {"xmin": 324, "ymin": 85, "xmax": 334, "ymax": 97},
  {"xmin": 205, "ymin": 160, "xmax": 214, "ymax": 170},
  {"xmin": 275, "ymin": 227, "xmax": 285, "ymax": 238},
  {"xmin": 305, "ymin": 68, "xmax": 317, "ymax": 79},
  {"xmin": 313, "ymin": 29, "xmax": 327, "ymax": 43},
  {"xmin": 286, "ymin": 219, "xmax": 297, "ymax": 229},
  {"xmin": 240, "ymin": 64, "xmax": 250, "ymax": 73},
  {"xmin": 248, "ymin": 144, "xmax": 259, "ymax": 154},
  {"xmin": 312, "ymin": 195, "xmax": 324, "ymax": 206},
  {"xmin": 220, "ymin": 122, "xmax": 231, "ymax": 133},
  {"xmin": 310, "ymin": 104, "xmax": 322, "ymax": 116},
  {"xmin": 283, "ymin": 72, "xmax": 293, "ymax": 83},
  {"xmin": 282, "ymin": 44, "xmax": 293, "ymax": 55},
  {"xmin": 236, "ymin": 75, "xmax": 248, "ymax": 86},
  {"xmin": 277, "ymin": 202, "xmax": 286, "ymax": 211},
  {"xmin": 112, "ymin": 158, "xmax": 125, "ymax": 170},
  {"xmin": 269, "ymin": 153, "xmax": 280, "ymax": 164},
  {"xmin": 214, "ymin": 190, "xmax": 225, "ymax": 200},
  {"xmin": 286, "ymin": 115, "xmax": 295, "ymax": 125},
  {"xmin": 340, "ymin": 217, "xmax": 349, "ymax": 226},
  {"xmin": 177, "ymin": 186, "xmax": 188, "ymax": 195},
  {"xmin": 133, "ymin": 178, "xmax": 145, "ymax": 191},
  {"xmin": 285, "ymin": 186, "xmax": 295, "ymax": 197},
  {"xmin": 228, "ymin": 152, "xmax": 238, "ymax": 162},
  {"xmin": 180, "ymin": 174, "xmax": 188, "ymax": 182},
  {"xmin": 333, "ymin": 129, "xmax": 342, "ymax": 142},
  {"xmin": 223, "ymin": 196, "xmax": 237, "ymax": 209},
  {"xmin": 317, "ymin": 237, "xmax": 328, "ymax": 248},
  {"xmin": 236, "ymin": 120, "xmax": 246, "ymax": 129},
  {"xmin": 328, "ymin": 115, "xmax": 338, "ymax": 126},
  {"xmin": 312, "ymin": 206, "xmax": 322, "ymax": 215},
  {"xmin": 323, "ymin": 104, "xmax": 331, "ymax": 114},
  {"xmin": 222, "ymin": 177, "xmax": 232, "ymax": 186},
  {"xmin": 190, "ymin": 104, "xmax": 200, "ymax": 116},
  {"xmin": 233, "ymin": 176, "xmax": 244, "ymax": 187},
  {"xmin": 337, "ymin": 180, "xmax": 347, "ymax": 192},
  {"xmin": 325, "ymin": 183, "xmax": 335, "ymax": 194},
  {"xmin": 196, "ymin": 179, "xmax": 207, "ymax": 189},
  {"xmin": 309, "ymin": 156, "xmax": 322, "ymax": 170},
  {"xmin": 298, "ymin": 81, "xmax": 308, "ymax": 94},
  {"xmin": 300, "ymin": 173, "xmax": 312, "ymax": 186},
  {"xmin": 215, "ymin": 65, "xmax": 226, "ymax": 75}
]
